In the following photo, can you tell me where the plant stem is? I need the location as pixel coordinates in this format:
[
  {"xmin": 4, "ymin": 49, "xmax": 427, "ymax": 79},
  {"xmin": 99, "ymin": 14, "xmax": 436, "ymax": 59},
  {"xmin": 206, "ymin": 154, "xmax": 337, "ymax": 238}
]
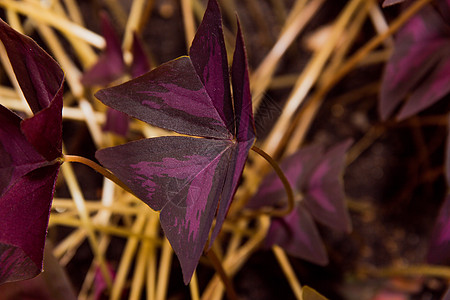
[
  {"xmin": 63, "ymin": 154, "xmax": 135, "ymax": 196},
  {"xmin": 205, "ymin": 249, "xmax": 239, "ymax": 300},
  {"xmin": 250, "ymin": 145, "xmax": 295, "ymax": 217}
]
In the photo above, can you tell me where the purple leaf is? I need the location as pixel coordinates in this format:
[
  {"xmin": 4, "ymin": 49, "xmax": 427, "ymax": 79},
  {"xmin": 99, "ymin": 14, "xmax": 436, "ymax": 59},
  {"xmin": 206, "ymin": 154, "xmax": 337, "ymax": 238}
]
[
  {"xmin": 0, "ymin": 106, "xmax": 47, "ymax": 198},
  {"xmin": 210, "ymin": 19, "xmax": 255, "ymax": 242},
  {"xmin": 97, "ymin": 135, "xmax": 253, "ymax": 283},
  {"xmin": 427, "ymin": 194, "xmax": 450, "ymax": 264},
  {"xmin": 189, "ymin": 0, "xmax": 233, "ymax": 134},
  {"xmin": 96, "ymin": 0, "xmax": 255, "ymax": 284},
  {"xmin": 0, "ymin": 18, "xmax": 64, "ymax": 114},
  {"xmin": 0, "ymin": 165, "xmax": 59, "ymax": 284},
  {"xmin": 397, "ymin": 53, "xmax": 450, "ymax": 119},
  {"xmin": 266, "ymin": 204, "xmax": 328, "ymax": 265},
  {"xmin": 0, "ymin": 244, "xmax": 77, "ymax": 300},
  {"xmin": 0, "ymin": 20, "xmax": 64, "ymax": 284},
  {"xmin": 21, "ymin": 88, "xmax": 63, "ymax": 161},
  {"xmin": 248, "ymin": 140, "xmax": 352, "ymax": 263},
  {"xmin": 95, "ymin": 57, "xmax": 231, "ymax": 139},
  {"xmin": 379, "ymin": 3, "xmax": 450, "ymax": 120},
  {"xmin": 130, "ymin": 33, "xmax": 151, "ymax": 78},
  {"xmin": 304, "ymin": 139, "xmax": 353, "ymax": 233},
  {"xmin": 81, "ymin": 11, "xmax": 125, "ymax": 87},
  {"xmin": 247, "ymin": 144, "xmax": 324, "ymax": 210},
  {"xmin": 103, "ymin": 108, "xmax": 130, "ymax": 136}
]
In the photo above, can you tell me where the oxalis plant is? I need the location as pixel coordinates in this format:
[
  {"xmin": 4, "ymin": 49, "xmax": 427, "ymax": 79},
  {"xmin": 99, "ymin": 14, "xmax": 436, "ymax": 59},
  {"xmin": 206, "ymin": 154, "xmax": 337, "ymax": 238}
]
[
  {"xmin": 0, "ymin": 0, "xmax": 343, "ymax": 298},
  {"xmin": 1, "ymin": 0, "xmax": 450, "ymax": 299}
]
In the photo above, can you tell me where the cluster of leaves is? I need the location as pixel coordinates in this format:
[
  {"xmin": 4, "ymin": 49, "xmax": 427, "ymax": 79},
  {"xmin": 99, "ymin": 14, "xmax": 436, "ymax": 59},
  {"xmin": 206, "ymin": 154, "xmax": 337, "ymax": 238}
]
[
  {"xmin": 247, "ymin": 140, "xmax": 352, "ymax": 265},
  {"xmin": 95, "ymin": 0, "xmax": 256, "ymax": 284},
  {"xmin": 4, "ymin": 0, "xmax": 450, "ymax": 298},
  {"xmin": 0, "ymin": 0, "xmax": 355, "ymax": 291},
  {"xmin": 0, "ymin": 19, "xmax": 64, "ymax": 284},
  {"xmin": 380, "ymin": 0, "xmax": 450, "ymax": 266},
  {"xmin": 81, "ymin": 11, "xmax": 151, "ymax": 136},
  {"xmin": 380, "ymin": 0, "xmax": 450, "ymax": 121}
]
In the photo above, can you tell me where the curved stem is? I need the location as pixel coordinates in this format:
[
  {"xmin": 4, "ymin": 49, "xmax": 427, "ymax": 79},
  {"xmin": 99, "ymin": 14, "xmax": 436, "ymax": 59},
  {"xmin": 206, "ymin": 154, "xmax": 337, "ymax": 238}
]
[
  {"xmin": 250, "ymin": 145, "xmax": 295, "ymax": 217},
  {"xmin": 205, "ymin": 249, "xmax": 239, "ymax": 300},
  {"xmin": 63, "ymin": 155, "xmax": 135, "ymax": 196}
]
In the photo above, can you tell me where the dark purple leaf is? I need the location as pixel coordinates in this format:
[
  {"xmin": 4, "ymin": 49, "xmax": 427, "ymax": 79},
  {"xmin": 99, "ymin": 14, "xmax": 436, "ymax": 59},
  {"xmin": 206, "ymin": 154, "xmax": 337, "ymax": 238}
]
[
  {"xmin": 0, "ymin": 243, "xmax": 77, "ymax": 300},
  {"xmin": 0, "ymin": 20, "xmax": 64, "ymax": 284},
  {"xmin": 247, "ymin": 144, "xmax": 323, "ymax": 210},
  {"xmin": 130, "ymin": 33, "xmax": 151, "ymax": 78},
  {"xmin": 397, "ymin": 54, "xmax": 450, "ymax": 119},
  {"xmin": 437, "ymin": 0, "xmax": 450, "ymax": 20},
  {"xmin": 379, "ymin": 3, "xmax": 450, "ymax": 120},
  {"xmin": 95, "ymin": 57, "xmax": 231, "ymax": 139},
  {"xmin": 103, "ymin": 108, "xmax": 130, "ymax": 136},
  {"xmin": 304, "ymin": 139, "xmax": 353, "ymax": 232},
  {"xmin": 266, "ymin": 204, "xmax": 328, "ymax": 265},
  {"xmin": 0, "ymin": 18, "xmax": 64, "ymax": 114},
  {"xmin": 96, "ymin": 0, "xmax": 255, "ymax": 284},
  {"xmin": 189, "ymin": 0, "xmax": 233, "ymax": 134},
  {"xmin": 21, "ymin": 88, "xmax": 63, "ymax": 161},
  {"xmin": 81, "ymin": 11, "xmax": 125, "ymax": 87},
  {"xmin": 427, "ymin": 194, "xmax": 450, "ymax": 264},
  {"xmin": 0, "ymin": 165, "xmax": 59, "ymax": 284},
  {"xmin": 247, "ymin": 140, "xmax": 352, "ymax": 264},
  {"xmin": 96, "ymin": 136, "xmax": 253, "ymax": 283},
  {"xmin": 210, "ymin": 20, "xmax": 255, "ymax": 242},
  {"xmin": 0, "ymin": 106, "xmax": 47, "ymax": 198}
]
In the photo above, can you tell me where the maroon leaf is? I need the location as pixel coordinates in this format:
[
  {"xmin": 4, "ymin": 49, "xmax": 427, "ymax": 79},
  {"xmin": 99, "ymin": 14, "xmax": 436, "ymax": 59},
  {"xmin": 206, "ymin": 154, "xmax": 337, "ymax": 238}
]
[
  {"xmin": 0, "ymin": 106, "xmax": 47, "ymax": 198},
  {"xmin": 304, "ymin": 140, "xmax": 353, "ymax": 232},
  {"xmin": 103, "ymin": 108, "xmax": 130, "ymax": 136},
  {"xmin": 0, "ymin": 165, "xmax": 59, "ymax": 284},
  {"xmin": 96, "ymin": 0, "xmax": 255, "ymax": 284},
  {"xmin": 247, "ymin": 140, "xmax": 352, "ymax": 263},
  {"xmin": 379, "ymin": 3, "xmax": 450, "ymax": 120},
  {"xmin": 21, "ymin": 87, "xmax": 63, "ymax": 161},
  {"xmin": 189, "ymin": 0, "xmax": 233, "ymax": 134},
  {"xmin": 397, "ymin": 55, "xmax": 450, "ymax": 119},
  {"xmin": 427, "ymin": 194, "xmax": 450, "ymax": 264},
  {"xmin": 0, "ymin": 18, "xmax": 64, "ymax": 114},
  {"xmin": 81, "ymin": 11, "xmax": 125, "ymax": 87},
  {"xmin": 96, "ymin": 57, "xmax": 230, "ymax": 139},
  {"xmin": 0, "ymin": 244, "xmax": 77, "ymax": 300},
  {"xmin": 130, "ymin": 33, "xmax": 151, "ymax": 78},
  {"xmin": 266, "ymin": 204, "xmax": 328, "ymax": 265},
  {"xmin": 0, "ymin": 20, "xmax": 64, "ymax": 284}
]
